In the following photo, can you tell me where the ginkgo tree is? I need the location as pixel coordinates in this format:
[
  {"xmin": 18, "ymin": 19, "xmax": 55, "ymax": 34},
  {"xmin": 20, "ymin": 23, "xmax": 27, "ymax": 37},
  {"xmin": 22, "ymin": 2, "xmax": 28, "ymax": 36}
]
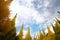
[
  {"xmin": 6, "ymin": 14, "xmax": 17, "ymax": 40},
  {"xmin": 25, "ymin": 26, "xmax": 32, "ymax": 40},
  {"xmin": 0, "ymin": 0, "xmax": 17, "ymax": 40},
  {"xmin": 18, "ymin": 23, "xmax": 24, "ymax": 40},
  {"xmin": 52, "ymin": 18, "xmax": 60, "ymax": 40}
]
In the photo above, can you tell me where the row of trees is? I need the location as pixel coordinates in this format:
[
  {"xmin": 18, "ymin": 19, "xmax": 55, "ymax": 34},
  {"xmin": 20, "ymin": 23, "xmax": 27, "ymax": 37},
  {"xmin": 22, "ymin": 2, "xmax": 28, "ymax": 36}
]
[
  {"xmin": 33, "ymin": 18, "xmax": 60, "ymax": 40},
  {"xmin": 0, "ymin": 0, "xmax": 60, "ymax": 40},
  {"xmin": 17, "ymin": 24, "xmax": 32, "ymax": 40},
  {"xmin": 17, "ymin": 17, "xmax": 60, "ymax": 40}
]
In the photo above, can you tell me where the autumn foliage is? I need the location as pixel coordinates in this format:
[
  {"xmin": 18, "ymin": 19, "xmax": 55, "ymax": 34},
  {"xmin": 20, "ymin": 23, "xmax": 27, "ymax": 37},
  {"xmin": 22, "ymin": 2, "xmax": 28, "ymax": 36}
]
[{"xmin": 0, "ymin": 0, "xmax": 60, "ymax": 40}]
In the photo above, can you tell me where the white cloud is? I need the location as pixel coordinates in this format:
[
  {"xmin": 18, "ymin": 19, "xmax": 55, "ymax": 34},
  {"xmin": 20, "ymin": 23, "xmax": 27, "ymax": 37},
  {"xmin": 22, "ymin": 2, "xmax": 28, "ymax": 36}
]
[
  {"xmin": 19, "ymin": 0, "xmax": 34, "ymax": 8},
  {"xmin": 10, "ymin": 0, "xmax": 47, "ymax": 26},
  {"xmin": 9, "ymin": 0, "xmax": 53, "ymax": 27},
  {"xmin": 43, "ymin": 0, "xmax": 51, "ymax": 7},
  {"xmin": 37, "ymin": 4, "xmax": 42, "ymax": 9},
  {"xmin": 43, "ymin": 11, "xmax": 51, "ymax": 17},
  {"xmin": 32, "ymin": 13, "xmax": 45, "ymax": 24}
]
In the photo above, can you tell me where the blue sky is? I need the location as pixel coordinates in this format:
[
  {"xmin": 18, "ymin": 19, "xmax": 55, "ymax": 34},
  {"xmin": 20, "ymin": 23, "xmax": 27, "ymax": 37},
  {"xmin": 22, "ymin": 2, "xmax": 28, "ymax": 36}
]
[{"xmin": 9, "ymin": 0, "xmax": 60, "ymax": 37}]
